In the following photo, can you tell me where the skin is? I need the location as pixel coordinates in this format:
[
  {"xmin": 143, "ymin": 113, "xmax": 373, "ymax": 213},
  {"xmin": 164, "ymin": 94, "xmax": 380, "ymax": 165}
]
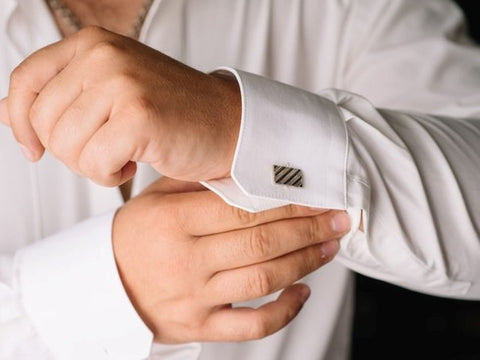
[
  {"xmin": 0, "ymin": 27, "xmax": 241, "ymax": 185},
  {"xmin": 47, "ymin": 0, "xmax": 153, "ymax": 201},
  {"xmin": 50, "ymin": 0, "xmax": 147, "ymax": 37},
  {"xmin": 0, "ymin": 1, "xmax": 353, "ymax": 343},
  {"xmin": 113, "ymin": 177, "xmax": 350, "ymax": 342}
]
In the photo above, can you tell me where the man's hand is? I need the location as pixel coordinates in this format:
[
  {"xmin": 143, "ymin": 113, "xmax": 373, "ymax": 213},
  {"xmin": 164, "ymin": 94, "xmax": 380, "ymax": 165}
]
[
  {"xmin": 113, "ymin": 177, "xmax": 351, "ymax": 343},
  {"xmin": 0, "ymin": 26, "xmax": 241, "ymax": 185}
]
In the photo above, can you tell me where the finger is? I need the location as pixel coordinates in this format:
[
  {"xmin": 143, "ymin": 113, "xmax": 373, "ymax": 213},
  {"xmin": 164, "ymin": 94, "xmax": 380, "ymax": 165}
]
[
  {"xmin": 47, "ymin": 90, "xmax": 111, "ymax": 173},
  {"xmin": 0, "ymin": 97, "xmax": 10, "ymax": 126},
  {"xmin": 1, "ymin": 96, "xmax": 42, "ymax": 160},
  {"xmin": 8, "ymin": 39, "xmax": 78, "ymax": 159},
  {"xmin": 7, "ymin": 27, "xmax": 112, "ymax": 160},
  {"xmin": 77, "ymin": 111, "xmax": 139, "ymax": 186},
  {"xmin": 29, "ymin": 62, "xmax": 85, "ymax": 147},
  {"xmin": 205, "ymin": 240, "xmax": 339, "ymax": 304},
  {"xmin": 199, "ymin": 210, "xmax": 349, "ymax": 272},
  {"xmin": 166, "ymin": 190, "xmax": 331, "ymax": 236},
  {"xmin": 7, "ymin": 87, "xmax": 45, "ymax": 161},
  {"xmin": 202, "ymin": 283, "xmax": 311, "ymax": 342}
]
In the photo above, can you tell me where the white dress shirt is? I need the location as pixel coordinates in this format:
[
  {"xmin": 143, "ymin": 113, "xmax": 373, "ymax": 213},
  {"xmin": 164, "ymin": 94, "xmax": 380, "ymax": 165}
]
[{"xmin": 1, "ymin": 0, "xmax": 479, "ymax": 359}]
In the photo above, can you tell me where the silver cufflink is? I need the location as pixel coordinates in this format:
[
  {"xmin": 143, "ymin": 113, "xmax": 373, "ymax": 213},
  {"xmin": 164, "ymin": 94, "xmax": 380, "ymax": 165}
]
[{"xmin": 273, "ymin": 165, "xmax": 303, "ymax": 187}]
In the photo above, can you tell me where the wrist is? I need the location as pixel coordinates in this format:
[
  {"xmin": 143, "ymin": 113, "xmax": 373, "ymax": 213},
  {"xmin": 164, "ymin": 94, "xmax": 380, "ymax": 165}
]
[
  {"xmin": 209, "ymin": 71, "xmax": 241, "ymax": 179},
  {"xmin": 111, "ymin": 203, "xmax": 156, "ymax": 334}
]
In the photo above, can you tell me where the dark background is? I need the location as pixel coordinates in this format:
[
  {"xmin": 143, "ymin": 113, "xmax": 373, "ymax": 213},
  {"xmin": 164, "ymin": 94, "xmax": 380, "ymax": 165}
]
[
  {"xmin": 455, "ymin": 0, "xmax": 480, "ymax": 42},
  {"xmin": 351, "ymin": 1, "xmax": 480, "ymax": 359}
]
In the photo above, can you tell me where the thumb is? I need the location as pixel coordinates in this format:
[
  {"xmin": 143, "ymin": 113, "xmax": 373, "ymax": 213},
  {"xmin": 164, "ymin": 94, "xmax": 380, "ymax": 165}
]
[{"xmin": 0, "ymin": 97, "xmax": 10, "ymax": 126}]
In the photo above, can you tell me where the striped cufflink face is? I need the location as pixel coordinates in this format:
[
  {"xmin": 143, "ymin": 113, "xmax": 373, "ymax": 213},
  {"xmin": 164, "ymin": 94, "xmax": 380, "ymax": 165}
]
[{"xmin": 273, "ymin": 165, "xmax": 303, "ymax": 187}]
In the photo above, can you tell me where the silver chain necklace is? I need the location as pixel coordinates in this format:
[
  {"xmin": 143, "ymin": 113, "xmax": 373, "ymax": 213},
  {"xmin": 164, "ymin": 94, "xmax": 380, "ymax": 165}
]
[{"xmin": 46, "ymin": 0, "xmax": 154, "ymax": 39}]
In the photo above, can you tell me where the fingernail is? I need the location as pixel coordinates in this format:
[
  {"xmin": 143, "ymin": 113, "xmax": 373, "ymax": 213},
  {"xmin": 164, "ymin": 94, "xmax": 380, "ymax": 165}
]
[
  {"xmin": 330, "ymin": 212, "xmax": 350, "ymax": 233},
  {"xmin": 20, "ymin": 145, "xmax": 35, "ymax": 161},
  {"xmin": 299, "ymin": 286, "xmax": 311, "ymax": 302},
  {"xmin": 320, "ymin": 240, "xmax": 339, "ymax": 259}
]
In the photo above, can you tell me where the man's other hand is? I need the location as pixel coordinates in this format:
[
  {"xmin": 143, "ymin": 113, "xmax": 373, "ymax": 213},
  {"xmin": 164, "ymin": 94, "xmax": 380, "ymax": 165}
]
[{"xmin": 112, "ymin": 177, "xmax": 351, "ymax": 343}]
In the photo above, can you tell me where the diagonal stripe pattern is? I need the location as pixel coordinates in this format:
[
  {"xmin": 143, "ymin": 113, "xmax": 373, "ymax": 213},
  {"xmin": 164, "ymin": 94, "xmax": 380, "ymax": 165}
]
[{"xmin": 273, "ymin": 165, "xmax": 303, "ymax": 187}]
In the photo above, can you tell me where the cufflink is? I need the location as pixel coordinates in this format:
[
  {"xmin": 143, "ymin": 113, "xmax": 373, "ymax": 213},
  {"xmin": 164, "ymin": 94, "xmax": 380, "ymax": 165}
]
[{"xmin": 273, "ymin": 165, "xmax": 303, "ymax": 187}]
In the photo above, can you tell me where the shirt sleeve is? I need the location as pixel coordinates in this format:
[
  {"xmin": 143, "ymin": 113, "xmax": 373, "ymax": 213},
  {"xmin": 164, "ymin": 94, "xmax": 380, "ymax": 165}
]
[
  {"xmin": 1, "ymin": 211, "xmax": 153, "ymax": 360},
  {"xmin": 204, "ymin": 0, "xmax": 480, "ymax": 300}
]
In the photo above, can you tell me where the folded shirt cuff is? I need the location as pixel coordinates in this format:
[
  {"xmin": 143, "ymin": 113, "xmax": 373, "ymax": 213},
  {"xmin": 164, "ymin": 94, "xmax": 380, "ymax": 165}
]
[
  {"xmin": 204, "ymin": 67, "xmax": 348, "ymax": 213},
  {"xmin": 15, "ymin": 211, "xmax": 153, "ymax": 360}
]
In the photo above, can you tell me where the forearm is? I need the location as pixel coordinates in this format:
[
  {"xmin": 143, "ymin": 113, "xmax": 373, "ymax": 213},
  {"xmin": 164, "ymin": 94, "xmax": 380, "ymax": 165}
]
[
  {"xmin": 332, "ymin": 92, "xmax": 480, "ymax": 299},
  {"xmin": 205, "ymin": 69, "xmax": 480, "ymax": 299}
]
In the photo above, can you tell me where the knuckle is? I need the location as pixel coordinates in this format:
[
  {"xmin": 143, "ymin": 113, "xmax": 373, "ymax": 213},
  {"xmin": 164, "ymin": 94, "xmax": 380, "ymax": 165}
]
[
  {"xmin": 124, "ymin": 93, "xmax": 158, "ymax": 119},
  {"xmin": 28, "ymin": 102, "xmax": 43, "ymax": 131},
  {"xmin": 304, "ymin": 245, "xmax": 324, "ymax": 270},
  {"xmin": 46, "ymin": 133, "xmax": 64, "ymax": 157},
  {"xmin": 246, "ymin": 226, "xmax": 271, "ymax": 259},
  {"xmin": 47, "ymin": 135, "xmax": 75, "ymax": 168},
  {"xmin": 284, "ymin": 300, "xmax": 300, "ymax": 321},
  {"xmin": 10, "ymin": 64, "xmax": 29, "ymax": 88},
  {"xmin": 287, "ymin": 247, "xmax": 322, "ymax": 281},
  {"xmin": 88, "ymin": 38, "xmax": 123, "ymax": 64},
  {"xmin": 77, "ymin": 152, "xmax": 95, "ymax": 176},
  {"xmin": 246, "ymin": 316, "xmax": 270, "ymax": 340},
  {"xmin": 308, "ymin": 216, "xmax": 326, "ymax": 242},
  {"xmin": 249, "ymin": 267, "xmax": 275, "ymax": 297},
  {"xmin": 231, "ymin": 206, "xmax": 256, "ymax": 226},
  {"xmin": 78, "ymin": 152, "xmax": 116, "ymax": 186},
  {"xmin": 281, "ymin": 204, "xmax": 297, "ymax": 218},
  {"xmin": 146, "ymin": 193, "xmax": 195, "ymax": 236},
  {"xmin": 109, "ymin": 71, "xmax": 134, "ymax": 89},
  {"xmin": 90, "ymin": 41, "xmax": 116, "ymax": 61}
]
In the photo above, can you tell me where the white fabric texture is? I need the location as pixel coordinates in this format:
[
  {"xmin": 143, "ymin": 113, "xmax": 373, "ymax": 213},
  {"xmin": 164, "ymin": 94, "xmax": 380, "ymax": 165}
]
[{"xmin": 0, "ymin": 0, "xmax": 479, "ymax": 359}]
